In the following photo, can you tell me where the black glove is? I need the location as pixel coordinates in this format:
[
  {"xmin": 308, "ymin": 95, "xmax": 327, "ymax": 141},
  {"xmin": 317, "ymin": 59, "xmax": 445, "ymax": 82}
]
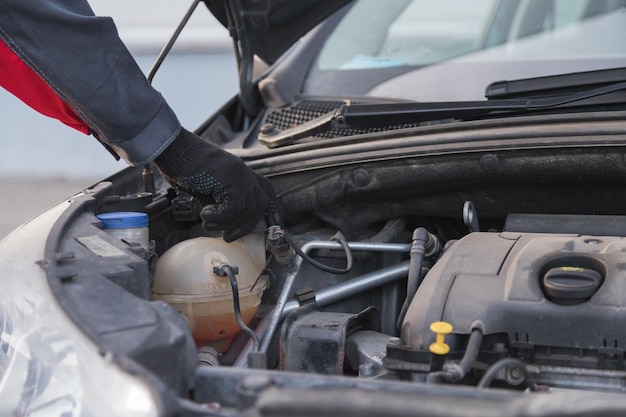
[{"xmin": 155, "ymin": 129, "xmax": 281, "ymax": 242}]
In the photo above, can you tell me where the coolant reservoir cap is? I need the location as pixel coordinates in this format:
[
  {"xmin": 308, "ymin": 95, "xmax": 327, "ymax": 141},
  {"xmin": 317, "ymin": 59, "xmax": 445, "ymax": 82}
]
[
  {"xmin": 97, "ymin": 211, "xmax": 148, "ymax": 229},
  {"xmin": 542, "ymin": 266, "xmax": 603, "ymax": 305}
]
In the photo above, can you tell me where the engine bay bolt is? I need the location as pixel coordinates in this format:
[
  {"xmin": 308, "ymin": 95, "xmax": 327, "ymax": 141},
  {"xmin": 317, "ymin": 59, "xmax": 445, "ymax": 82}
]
[
  {"xmin": 505, "ymin": 366, "xmax": 525, "ymax": 386},
  {"xmin": 352, "ymin": 168, "xmax": 371, "ymax": 187},
  {"xmin": 429, "ymin": 321, "xmax": 453, "ymax": 355},
  {"xmin": 260, "ymin": 123, "xmax": 275, "ymax": 135},
  {"xmin": 479, "ymin": 153, "xmax": 500, "ymax": 172},
  {"xmin": 388, "ymin": 337, "xmax": 402, "ymax": 346}
]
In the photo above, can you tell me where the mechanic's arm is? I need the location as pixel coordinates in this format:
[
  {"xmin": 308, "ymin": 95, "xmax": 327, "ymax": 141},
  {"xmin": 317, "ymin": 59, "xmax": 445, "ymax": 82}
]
[{"xmin": 0, "ymin": 0, "xmax": 280, "ymax": 241}]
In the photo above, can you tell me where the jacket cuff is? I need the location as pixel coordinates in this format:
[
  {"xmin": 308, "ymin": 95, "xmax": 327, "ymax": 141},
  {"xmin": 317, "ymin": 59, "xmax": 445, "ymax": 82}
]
[{"xmin": 105, "ymin": 102, "xmax": 182, "ymax": 166}]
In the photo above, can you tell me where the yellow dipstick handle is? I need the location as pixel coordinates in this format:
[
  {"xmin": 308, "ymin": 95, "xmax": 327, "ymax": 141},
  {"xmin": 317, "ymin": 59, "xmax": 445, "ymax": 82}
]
[{"xmin": 429, "ymin": 321, "xmax": 453, "ymax": 355}]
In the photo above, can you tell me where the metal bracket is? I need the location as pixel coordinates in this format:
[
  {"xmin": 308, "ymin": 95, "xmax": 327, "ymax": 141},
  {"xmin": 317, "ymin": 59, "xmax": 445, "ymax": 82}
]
[{"xmin": 279, "ymin": 304, "xmax": 380, "ymax": 375}]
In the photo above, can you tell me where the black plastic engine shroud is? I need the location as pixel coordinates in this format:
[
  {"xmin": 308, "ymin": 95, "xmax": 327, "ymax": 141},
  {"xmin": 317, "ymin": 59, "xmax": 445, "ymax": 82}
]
[{"xmin": 401, "ymin": 231, "xmax": 626, "ymax": 371}]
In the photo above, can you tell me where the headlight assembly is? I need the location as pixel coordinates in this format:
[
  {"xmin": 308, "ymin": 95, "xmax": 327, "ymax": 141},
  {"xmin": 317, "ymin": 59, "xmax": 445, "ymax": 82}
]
[{"xmin": 0, "ymin": 202, "xmax": 161, "ymax": 417}]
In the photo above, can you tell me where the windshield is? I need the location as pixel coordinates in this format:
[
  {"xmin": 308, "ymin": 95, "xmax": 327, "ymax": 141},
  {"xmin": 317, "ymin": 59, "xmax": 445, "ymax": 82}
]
[{"xmin": 304, "ymin": 0, "xmax": 626, "ymax": 101}]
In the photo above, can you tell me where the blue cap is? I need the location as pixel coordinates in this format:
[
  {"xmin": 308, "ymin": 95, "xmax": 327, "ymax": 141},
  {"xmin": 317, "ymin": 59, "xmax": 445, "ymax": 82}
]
[{"xmin": 97, "ymin": 212, "xmax": 149, "ymax": 229}]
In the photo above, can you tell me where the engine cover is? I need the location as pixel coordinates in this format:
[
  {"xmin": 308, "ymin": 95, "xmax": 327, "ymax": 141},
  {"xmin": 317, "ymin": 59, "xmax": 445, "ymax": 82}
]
[{"xmin": 402, "ymin": 232, "xmax": 626, "ymax": 373}]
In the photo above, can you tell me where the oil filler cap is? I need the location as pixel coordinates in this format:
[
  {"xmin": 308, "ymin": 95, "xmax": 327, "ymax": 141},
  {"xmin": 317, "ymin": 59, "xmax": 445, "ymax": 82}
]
[{"xmin": 542, "ymin": 266, "xmax": 603, "ymax": 305}]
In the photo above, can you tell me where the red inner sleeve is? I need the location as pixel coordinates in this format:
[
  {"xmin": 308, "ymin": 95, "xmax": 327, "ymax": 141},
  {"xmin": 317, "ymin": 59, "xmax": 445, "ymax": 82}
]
[{"xmin": 0, "ymin": 39, "xmax": 90, "ymax": 134}]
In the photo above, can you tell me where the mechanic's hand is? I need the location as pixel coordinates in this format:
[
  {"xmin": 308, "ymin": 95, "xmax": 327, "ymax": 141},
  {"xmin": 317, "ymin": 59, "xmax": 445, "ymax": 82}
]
[{"xmin": 155, "ymin": 128, "xmax": 282, "ymax": 242}]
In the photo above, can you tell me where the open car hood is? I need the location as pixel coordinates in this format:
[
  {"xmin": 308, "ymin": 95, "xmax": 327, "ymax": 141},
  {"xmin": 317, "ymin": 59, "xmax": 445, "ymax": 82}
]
[{"xmin": 204, "ymin": 0, "xmax": 352, "ymax": 64}]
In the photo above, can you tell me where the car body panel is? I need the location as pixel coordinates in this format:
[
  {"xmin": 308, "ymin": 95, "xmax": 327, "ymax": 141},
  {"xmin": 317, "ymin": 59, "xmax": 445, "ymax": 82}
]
[{"xmin": 5, "ymin": 1, "xmax": 626, "ymax": 416}]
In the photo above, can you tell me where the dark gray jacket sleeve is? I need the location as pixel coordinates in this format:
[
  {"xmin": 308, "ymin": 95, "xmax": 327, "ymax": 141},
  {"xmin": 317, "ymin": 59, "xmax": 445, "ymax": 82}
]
[{"xmin": 0, "ymin": 0, "xmax": 181, "ymax": 166}]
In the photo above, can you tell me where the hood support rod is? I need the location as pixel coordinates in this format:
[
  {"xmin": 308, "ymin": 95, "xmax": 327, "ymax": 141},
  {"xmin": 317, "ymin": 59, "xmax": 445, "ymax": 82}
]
[{"xmin": 148, "ymin": 0, "xmax": 202, "ymax": 84}]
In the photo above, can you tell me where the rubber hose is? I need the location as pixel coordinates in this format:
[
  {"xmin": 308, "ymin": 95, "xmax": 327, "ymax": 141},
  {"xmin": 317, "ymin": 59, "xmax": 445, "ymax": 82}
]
[
  {"xmin": 426, "ymin": 328, "xmax": 483, "ymax": 384},
  {"xmin": 396, "ymin": 228, "xmax": 429, "ymax": 329},
  {"xmin": 477, "ymin": 358, "xmax": 538, "ymax": 391}
]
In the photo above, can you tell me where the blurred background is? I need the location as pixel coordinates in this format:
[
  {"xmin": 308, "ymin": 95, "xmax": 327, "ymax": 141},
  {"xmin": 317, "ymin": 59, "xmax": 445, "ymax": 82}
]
[{"xmin": 0, "ymin": 0, "xmax": 238, "ymax": 239}]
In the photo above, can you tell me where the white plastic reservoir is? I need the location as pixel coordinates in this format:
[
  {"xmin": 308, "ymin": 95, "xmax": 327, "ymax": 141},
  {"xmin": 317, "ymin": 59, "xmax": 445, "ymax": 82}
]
[{"xmin": 151, "ymin": 234, "xmax": 266, "ymax": 352}]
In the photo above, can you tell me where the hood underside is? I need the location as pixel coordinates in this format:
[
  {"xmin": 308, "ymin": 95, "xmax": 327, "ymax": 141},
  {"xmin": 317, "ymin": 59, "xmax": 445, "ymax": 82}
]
[{"xmin": 203, "ymin": 0, "xmax": 353, "ymax": 64}]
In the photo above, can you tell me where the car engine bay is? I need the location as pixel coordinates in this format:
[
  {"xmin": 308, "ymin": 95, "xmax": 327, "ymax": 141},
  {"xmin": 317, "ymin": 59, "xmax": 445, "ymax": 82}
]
[{"xmin": 41, "ymin": 109, "xmax": 626, "ymax": 413}]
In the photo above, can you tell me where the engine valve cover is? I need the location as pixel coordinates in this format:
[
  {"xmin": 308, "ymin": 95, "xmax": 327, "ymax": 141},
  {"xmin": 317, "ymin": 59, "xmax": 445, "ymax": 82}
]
[{"xmin": 402, "ymin": 232, "xmax": 626, "ymax": 371}]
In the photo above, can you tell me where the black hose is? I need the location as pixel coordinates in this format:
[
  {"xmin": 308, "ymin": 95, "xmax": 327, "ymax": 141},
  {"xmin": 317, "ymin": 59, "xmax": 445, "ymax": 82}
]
[
  {"xmin": 353, "ymin": 218, "xmax": 407, "ymax": 263},
  {"xmin": 220, "ymin": 264, "xmax": 260, "ymax": 352},
  {"xmin": 455, "ymin": 328, "xmax": 483, "ymax": 377},
  {"xmin": 477, "ymin": 358, "xmax": 538, "ymax": 391},
  {"xmin": 283, "ymin": 230, "xmax": 353, "ymax": 274},
  {"xmin": 397, "ymin": 228, "xmax": 439, "ymax": 328},
  {"xmin": 230, "ymin": 0, "xmax": 259, "ymax": 117},
  {"xmin": 427, "ymin": 328, "xmax": 483, "ymax": 384}
]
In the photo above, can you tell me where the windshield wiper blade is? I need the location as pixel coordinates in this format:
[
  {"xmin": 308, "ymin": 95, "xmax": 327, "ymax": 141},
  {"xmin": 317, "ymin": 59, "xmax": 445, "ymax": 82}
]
[
  {"xmin": 259, "ymin": 79, "xmax": 626, "ymax": 148},
  {"xmin": 344, "ymin": 80, "xmax": 626, "ymax": 126},
  {"xmin": 486, "ymin": 67, "xmax": 626, "ymax": 99}
]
